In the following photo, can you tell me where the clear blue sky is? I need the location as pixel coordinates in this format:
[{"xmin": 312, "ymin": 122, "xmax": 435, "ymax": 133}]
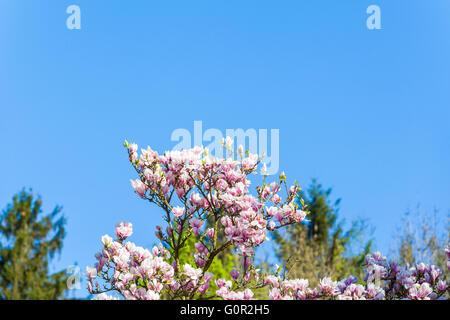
[{"xmin": 1, "ymin": 1, "xmax": 449, "ymax": 298}]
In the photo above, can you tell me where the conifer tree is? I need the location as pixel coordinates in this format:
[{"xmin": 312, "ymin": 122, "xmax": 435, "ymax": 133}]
[{"xmin": 0, "ymin": 190, "xmax": 68, "ymax": 299}]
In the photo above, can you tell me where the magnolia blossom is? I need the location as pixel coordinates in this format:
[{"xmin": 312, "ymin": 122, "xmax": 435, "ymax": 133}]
[
  {"xmin": 262, "ymin": 249, "xmax": 449, "ymax": 301},
  {"xmin": 206, "ymin": 228, "xmax": 215, "ymax": 238},
  {"xmin": 189, "ymin": 218, "xmax": 204, "ymax": 236},
  {"xmin": 129, "ymin": 140, "xmax": 302, "ymax": 256},
  {"xmin": 115, "ymin": 221, "xmax": 133, "ymax": 239},
  {"xmin": 230, "ymin": 269, "xmax": 239, "ymax": 280},
  {"xmin": 101, "ymin": 234, "xmax": 113, "ymax": 247},
  {"xmin": 130, "ymin": 179, "xmax": 147, "ymax": 198},
  {"xmin": 408, "ymin": 283, "xmax": 433, "ymax": 300},
  {"xmin": 172, "ymin": 206, "xmax": 185, "ymax": 218},
  {"xmin": 89, "ymin": 221, "xmax": 450, "ymax": 300},
  {"xmin": 86, "ymin": 141, "xmax": 449, "ymax": 300},
  {"xmin": 85, "ymin": 266, "xmax": 97, "ymax": 280}
]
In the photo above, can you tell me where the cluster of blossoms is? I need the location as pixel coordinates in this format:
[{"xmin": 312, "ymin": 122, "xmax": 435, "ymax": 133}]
[
  {"xmin": 263, "ymin": 248, "xmax": 450, "ymax": 300},
  {"xmin": 263, "ymin": 274, "xmax": 385, "ymax": 300},
  {"xmin": 87, "ymin": 140, "xmax": 449, "ymax": 300},
  {"xmin": 362, "ymin": 250, "xmax": 449, "ymax": 300},
  {"xmin": 88, "ymin": 221, "xmax": 449, "ymax": 300},
  {"xmin": 88, "ymin": 140, "xmax": 307, "ymax": 299},
  {"xmin": 87, "ymin": 222, "xmax": 217, "ymax": 300},
  {"xmin": 86, "ymin": 222, "xmax": 174, "ymax": 300},
  {"xmin": 126, "ymin": 139, "xmax": 306, "ymax": 261}
]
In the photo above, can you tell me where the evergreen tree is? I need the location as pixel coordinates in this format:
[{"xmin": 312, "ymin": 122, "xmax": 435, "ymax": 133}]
[
  {"xmin": 0, "ymin": 190, "xmax": 68, "ymax": 299},
  {"xmin": 272, "ymin": 179, "xmax": 372, "ymax": 286}
]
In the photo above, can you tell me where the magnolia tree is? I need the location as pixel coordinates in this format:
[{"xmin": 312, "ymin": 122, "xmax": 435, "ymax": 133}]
[{"xmin": 86, "ymin": 139, "xmax": 450, "ymax": 300}]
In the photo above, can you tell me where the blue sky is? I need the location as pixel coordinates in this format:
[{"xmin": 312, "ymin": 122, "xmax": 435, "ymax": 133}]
[{"xmin": 0, "ymin": 1, "xmax": 449, "ymax": 298}]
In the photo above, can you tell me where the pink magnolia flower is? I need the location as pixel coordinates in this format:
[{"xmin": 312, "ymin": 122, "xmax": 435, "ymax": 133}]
[
  {"xmin": 87, "ymin": 144, "xmax": 446, "ymax": 300},
  {"xmin": 85, "ymin": 266, "xmax": 97, "ymax": 280},
  {"xmin": 172, "ymin": 206, "xmax": 185, "ymax": 218},
  {"xmin": 365, "ymin": 283, "xmax": 385, "ymax": 300},
  {"xmin": 318, "ymin": 277, "xmax": 338, "ymax": 297},
  {"xmin": 194, "ymin": 242, "xmax": 207, "ymax": 254},
  {"xmin": 292, "ymin": 210, "xmax": 307, "ymax": 223},
  {"xmin": 183, "ymin": 263, "xmax": 203, "ymax": 282},
  {"xmin": 129, "ymin": 143, "xmax": 138, "ymax": 154},
  {"xmin": 437, "ymin": 280, "xmax": 447, "ymax": 291},
  {"xmin": 206, "ymin": 228, "xmax": 215, "ymax": 238},
  {"xmin": 408, "ymin": 283, "xmax": 433, "ymax": 300},
  {"xmin": 101, "ymin": 234, "xmax": 113, "ymax": 247},
  {"xmin": 265, "ymin": 275, "xmax": 280, "ymax": 287},
  {"xmin": 189, "ymin": 218, "xmax": 204, "ymax": 236},
  {"xmin": 216, "ymin": 286, "xmax": 229, "ymax": 298},
  {"xmin": 215, "ymin": 279, "xmax": 232, "ymax": 289},
  {"xmin": 195, "ymin": 257, "xmax": 206, "ymax": 267},
  {"xmin": 271, "ymin": 194, "xmax": 281, "ymax": 205},
  {"xmin": 268, "ymin": 288, "xmax": 282, "ymax": 300},
  {"xmin": 416, "ymin": 263, "xmax": 427, "ymax": 274},
  {"xmin": 190, "ymin": 193, "xmax": 202, "ymax": 206},
  {"xmin": 176, "ymin": 188, "xmax": 185, "ymax": 198},
  {"xmin": 130, "ymin": 179, "xmax": 147, "ymax": 198},
  {"xmin": 115, "ymin": 221, "xmax": 133, "ymax": 239}
]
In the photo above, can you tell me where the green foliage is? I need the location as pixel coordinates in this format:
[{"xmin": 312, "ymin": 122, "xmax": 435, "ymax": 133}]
[
  {"xmin": 0, "ymin": 190, "xmax": 68, "ymax": 299},
  {"xmin": 272, "ymin": 179, "xmax": 372, "ymax": 286}
]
